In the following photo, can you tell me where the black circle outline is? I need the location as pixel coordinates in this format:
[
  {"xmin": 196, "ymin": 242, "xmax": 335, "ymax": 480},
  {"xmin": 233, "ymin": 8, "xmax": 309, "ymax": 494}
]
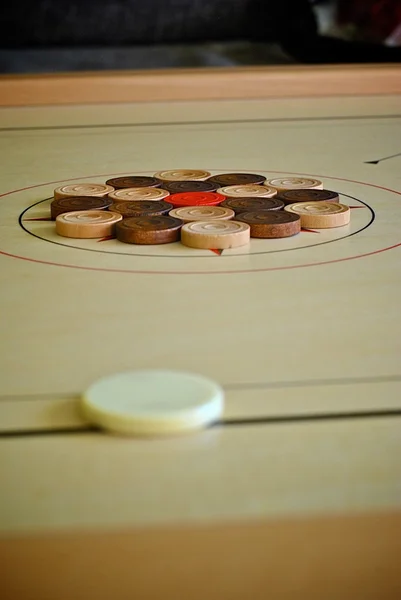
[{"xmin": 18, "ymin": 192, "xmax": 375, "ymax": 259}]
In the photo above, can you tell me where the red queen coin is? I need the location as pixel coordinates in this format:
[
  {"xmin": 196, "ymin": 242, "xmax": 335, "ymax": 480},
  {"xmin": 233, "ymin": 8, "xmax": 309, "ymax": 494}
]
[{"xmin": 169, "ymin": 191, "xmax": 225, "ymax": 208}]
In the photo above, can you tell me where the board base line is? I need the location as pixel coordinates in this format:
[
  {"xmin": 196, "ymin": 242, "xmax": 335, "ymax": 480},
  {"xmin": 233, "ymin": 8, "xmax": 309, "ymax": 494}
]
[
  {"xmin": 1, "ymin": 408, "xmax": 401, "ymax": 439},
  {"xmin": 2, "ymin": 373, "xmax": 401, "ymax": 403}
]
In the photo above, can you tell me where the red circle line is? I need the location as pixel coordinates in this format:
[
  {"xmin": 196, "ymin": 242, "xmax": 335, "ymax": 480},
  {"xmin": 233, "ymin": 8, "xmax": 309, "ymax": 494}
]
[
  {"xmin": 1, "ymin": 169, "xmax": 400, "ymax": 198},
  {"xmin": 1, "ymin": 242, "xmax": 401, "ymax": 276},
  {"xmin": 1, "ymin": 169, "xmax": 400, "ymax": 275}
]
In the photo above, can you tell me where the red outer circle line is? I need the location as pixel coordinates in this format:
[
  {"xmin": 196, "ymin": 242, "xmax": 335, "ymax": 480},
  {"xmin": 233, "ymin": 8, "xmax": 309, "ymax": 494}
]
[
  {"xmin": 1, "ymin": 169, "xmax": 400, "ymax": 275},
  {"xmin": 1, "ymin": 169, "xmax": 401, "ymax": 198},
  {"xmin": 1, "ymin": 242, "xmax": 401, "ymax": 276}
]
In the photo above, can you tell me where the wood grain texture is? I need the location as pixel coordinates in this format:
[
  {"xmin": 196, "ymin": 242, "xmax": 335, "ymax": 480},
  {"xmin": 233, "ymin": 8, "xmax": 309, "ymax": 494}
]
[
  {"xmin": 0, "ymin": 64, "xmax": 400, "ymax": 107},
  {"xmin": 1, "ymin": 511, "xmax": 401, "ymax": 600}
]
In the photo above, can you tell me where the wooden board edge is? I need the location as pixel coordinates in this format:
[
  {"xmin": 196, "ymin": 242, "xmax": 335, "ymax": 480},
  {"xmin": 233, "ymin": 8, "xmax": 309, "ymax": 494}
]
[
  {"xmin": 0, "ymin": 64, "xmax": 400, "ymax": 107},
  {"xmin": 1, "ymin": 510, "xmax": 401, "ymax": 599}
]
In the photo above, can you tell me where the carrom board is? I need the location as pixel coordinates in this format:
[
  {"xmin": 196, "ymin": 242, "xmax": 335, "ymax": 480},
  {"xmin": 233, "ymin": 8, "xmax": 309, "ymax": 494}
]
[{"xmin": 0, "ymin": 65, "xmax": 401, "ymax": 599}]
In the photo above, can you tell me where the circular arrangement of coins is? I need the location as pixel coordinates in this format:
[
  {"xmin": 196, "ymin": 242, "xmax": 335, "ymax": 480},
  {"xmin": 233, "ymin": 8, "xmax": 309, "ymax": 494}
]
[{"xmin": 51, "ymin": 171, "xmax": 351, "ymax": 249}]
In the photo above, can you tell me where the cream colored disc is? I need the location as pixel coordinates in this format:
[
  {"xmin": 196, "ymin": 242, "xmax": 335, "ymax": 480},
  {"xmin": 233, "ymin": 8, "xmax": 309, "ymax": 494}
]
[
  {"xmin": 181, "ymin": 220, "xmax": 250, "ymax": 249},
  {"xmin": 81, "ymin": 370, "xmax": 224, "ymax": 436},
  {"xmin": 55, "ymin": 210, "xmax": 122, "ymax": 238},
  {"xmin": 284, "ymin": 201, "xmax": 351, "ymax": 228},
  {"xmin": 217, "ymin": 184, "xmax": 277, "ymax": 198},
  {"xmin": 154, "ymin": 169, "xmax": 211, "ymax": 181},
  {"xmin": 169, "ymin": 206, "xmax": 235, "ymax": 223},
  {"xmin": 54, "ymin": 183, "xmax": 114, "ymax": 200},
  {"xmin": 108, "ymin": 187, "xmax": 170, "ymax": 202},
  {"xmin": 265, "ymin": 177, "xmax": 323, "ymax": 192}
]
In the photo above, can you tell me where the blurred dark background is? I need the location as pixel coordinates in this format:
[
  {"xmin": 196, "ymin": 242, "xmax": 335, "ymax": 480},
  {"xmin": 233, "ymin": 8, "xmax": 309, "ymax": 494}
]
[{"xmin": 1, "ymin": 0, "xmax": 400, "ymax": 73}]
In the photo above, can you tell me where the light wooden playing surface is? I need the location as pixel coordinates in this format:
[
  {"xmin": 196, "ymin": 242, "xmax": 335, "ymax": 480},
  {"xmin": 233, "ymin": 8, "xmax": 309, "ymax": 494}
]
[{"xmin": 1, "ymin": 66, "xmax": 401, "ymax": 598}]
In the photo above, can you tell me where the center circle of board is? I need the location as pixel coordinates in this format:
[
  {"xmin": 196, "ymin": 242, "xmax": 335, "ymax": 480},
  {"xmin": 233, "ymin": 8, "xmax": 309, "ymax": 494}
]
[
  {"xmin": 47, "ymin": 172, "xmax": 354, "ymax": 246},
  {"xmin": 13, "ymin": 169, "xmax": 372, "ymax": 273}
]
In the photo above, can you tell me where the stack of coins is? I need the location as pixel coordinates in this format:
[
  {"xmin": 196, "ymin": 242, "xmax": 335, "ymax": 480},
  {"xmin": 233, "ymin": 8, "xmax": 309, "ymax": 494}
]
[
  {"xmin": 50, "ymin": 171, "xmax": 350, "ymax": 244},
  {"xmin": 52, "ymin": 184, "xmax": 120, "ymax": 239}
]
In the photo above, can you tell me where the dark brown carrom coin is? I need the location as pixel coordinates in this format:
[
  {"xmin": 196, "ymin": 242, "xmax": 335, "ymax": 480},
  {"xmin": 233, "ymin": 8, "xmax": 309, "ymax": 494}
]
[
  {"xmin": 207, "ymin": 173, "xmax": 266, "ymax": 186},
  {"xmin": 116, "ymin": 216, "xmax": 182, "ymax": 244},
  {"xmin": 220, "ymin": 197, "xmax": 284, "ymax": 214},
  {"xmin": 111, "ymin": 200, "xmax": 173, "ymax": 218},
  {"xmin": 236, "ymin": 210, "xmax": 301, "ymax": 238},
  {"xmin": 50, "ymin": 196, "xmax": 112, "ymax": 220},
  {"xmin": 276, "ymin": 189, "xmax": 339, "ymax": 205},
  {"xmin": 105, "ymin": 176, "xmax": 161, "ymax": 189},
  {"xmin": 161, "ymin": 180, "xmax": 219, "ymax": 193}
]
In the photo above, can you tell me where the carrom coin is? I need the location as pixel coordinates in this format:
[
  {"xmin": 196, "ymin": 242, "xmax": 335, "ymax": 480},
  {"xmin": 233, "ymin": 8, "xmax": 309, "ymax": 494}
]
[
  {"xmin": 265, "ymin": 177, "xmax": 323, "ymax": 192},
  {"xmin": 217, "ymin": 184, "xmax": 277, "ymax": 198},
  {"xmin": 54, "ymin": 183, "xmax": 114, "ymax": 200},
  {"xmin": 220, "ymin": 197, "xmax": 284, "ymax": 213},
  {"xmin": 116, "ymin": 215, "xmax": 183, "ymax": 244},
  {"xmin": 161, "ymin": 180, "xmax": 219, "ymax": 193},
  {"xmin": 181, "ymin": 220, "xmax": 250, "ymax": 249},
  {"xmin": 111, "ymin": 200, "xmax": 173, "ymax": 218},
  {"xmin": 169, "ymin": 191, "xmax": 225, "ymax": 207},
  {"xmin": 108, "ymin": 187, "xmax": 170, "ymax": 202},
  {"xmin": 207, "ymin": 173, "xmax": 266, "ymax": 186},
  {"xmin": 105, "ymin": 176, "xmax": 161, "ymax": 189},
  {"xmin": 276, "ymin": 189, "xmax": 339, "ymax": 205},
  {"xmin": 55, "ymin": 210, "xmax": 122, "ymax": 238},
  {"xmin": 50, "ymin": 196, "xmax": 112, "ymax": 220},
  {"xmin": 236, "ymin": 210, "xmax": 301, "ymax": 238},
  {"xmin": 81, "ymin": 370, "xmax": 224, "ymax": 436},
  {"xmin": 169, "ymin": 206, "xmax": 235, "ymax": 222},
  {"xmin": 154, "ymin": 169, "xmax": 211, "ymax": 181},
  {"xmin": 284, "ymin": 202, "xmax": 350, "ymax": 228}
]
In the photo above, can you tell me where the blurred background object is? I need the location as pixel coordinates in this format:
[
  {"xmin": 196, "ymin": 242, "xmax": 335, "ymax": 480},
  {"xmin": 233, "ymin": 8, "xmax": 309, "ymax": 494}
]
[
  {"xmin": 0, "ymin": 0, "xmax": 400, "ymax": 73},
  {"xmin": 335, "ymin": 0, "xmax": 401, "ymax": 45}
]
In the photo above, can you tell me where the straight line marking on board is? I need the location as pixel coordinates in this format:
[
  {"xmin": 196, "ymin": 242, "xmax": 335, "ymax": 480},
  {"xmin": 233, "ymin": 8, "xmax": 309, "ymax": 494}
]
[
  {"xmin": 221, "ymin": 409, "xmax": 401, "ymax": 427},
  {"xmin": 1, "ymin": 374, "xmax": 401, "ymax": 403},
  {"xmin": 1, "ymin": 114, "xmax": 400, "ymax": 133},
  {"xmin": 223, "ymin": 373, "xmax": 401, "ymax": 391},
  {"xmin": 1, "ymin": 375, "xmax": 401, "ymax": 437},
  {"xmin": 365, "ymin": 152, "xmax": 401, "ymax": 165},
  {"xmin": 1, "ymin": 408, "xmax": 401, "ymax": 438}
]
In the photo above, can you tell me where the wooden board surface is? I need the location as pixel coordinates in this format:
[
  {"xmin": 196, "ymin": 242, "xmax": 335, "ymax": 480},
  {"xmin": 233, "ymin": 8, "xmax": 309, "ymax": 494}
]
[
  {"xmin": 1, "ymin": 64, "xmax": 401, "ymax": 106},
  {"xmin": 2, "ymin": 511, "xmax": 401, "ymax": 600},
  {"xmin": 0, "ymin": 66, "xmax": 400, "ymax": 598}
]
